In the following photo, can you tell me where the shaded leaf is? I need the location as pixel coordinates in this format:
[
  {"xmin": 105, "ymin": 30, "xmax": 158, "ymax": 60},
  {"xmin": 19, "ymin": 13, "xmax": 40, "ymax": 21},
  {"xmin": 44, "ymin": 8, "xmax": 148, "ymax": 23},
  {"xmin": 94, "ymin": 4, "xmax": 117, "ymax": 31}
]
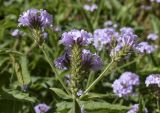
[
  {"xmin": 0, "ymin": 88, "xmax": 36, "ymax": 103},
  {"xmin": 50, "ymin": 88, "xmax": 71, "ymax": 99}
]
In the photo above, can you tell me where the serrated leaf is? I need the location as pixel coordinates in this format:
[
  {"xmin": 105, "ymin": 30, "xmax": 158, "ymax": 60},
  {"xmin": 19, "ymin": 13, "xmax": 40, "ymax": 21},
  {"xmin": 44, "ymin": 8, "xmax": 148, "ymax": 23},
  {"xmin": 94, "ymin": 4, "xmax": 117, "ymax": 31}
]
[{"xmin": 50, "ymin": 88, "xmax": 71, "ymax": 99}]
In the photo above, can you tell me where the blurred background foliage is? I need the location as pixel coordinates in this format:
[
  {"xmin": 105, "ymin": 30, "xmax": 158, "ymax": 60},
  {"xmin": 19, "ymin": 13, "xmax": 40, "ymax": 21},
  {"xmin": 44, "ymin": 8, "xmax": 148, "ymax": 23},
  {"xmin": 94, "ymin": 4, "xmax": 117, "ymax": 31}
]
[{"xmin": 0, "ymin": 0, "xmax": 160, "ymax": 113}]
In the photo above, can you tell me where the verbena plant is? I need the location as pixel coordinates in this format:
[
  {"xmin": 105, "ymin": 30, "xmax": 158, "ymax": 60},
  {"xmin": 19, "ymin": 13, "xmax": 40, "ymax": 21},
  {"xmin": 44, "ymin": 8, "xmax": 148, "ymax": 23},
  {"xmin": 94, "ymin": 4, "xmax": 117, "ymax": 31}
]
[{"xmin": 0, "ymin": 0, "xmax": 160, "ymax": 113}]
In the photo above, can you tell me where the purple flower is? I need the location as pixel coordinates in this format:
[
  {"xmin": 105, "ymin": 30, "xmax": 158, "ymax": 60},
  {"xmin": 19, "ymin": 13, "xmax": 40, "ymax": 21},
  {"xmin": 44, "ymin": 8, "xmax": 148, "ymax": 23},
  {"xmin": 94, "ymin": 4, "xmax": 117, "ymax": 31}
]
[
  {"xmin": 82, "ymin": 49, "xmax": 103, "ymax": 71},
  {"xmin": 150, "ymin": 0, "xmax": 160, "ymax": 3},
  {"xmin": 120, "ymin": 27, "xmax": 134, "ymax": 34},
  {"xmin": 135, "ymin": 42, "xmax": 156, "ymax": 54},
  {"xmin": 104, "ymin": 21, "xmax": 118, "ymax": 29},
  {"xmin": 147, "ymin": 33, "xmax": 158, "ymax": 40},
  {"xmin": 110, "ymin": 44, "xmax": 122, "ymax": 57},
  {"xmin": 11, "ymin": 29, "xmax": 23, "ymax": 37},
  {"xmin": 104, "ymin": 21, "xmax": 113, "ymax": 27},
  {"xmin": 127, "ymin": 104, "xmax": 148, "ymax": 113},
  {"xmin": 112, "ymin": 79, "xmax": 133, "ymax": 97},
  {"xmin": 112, "ymin": 72, "xmax": 140, "ymax": 97},
  {"xmin": 77, "ymin": 89, "xmax": 83, "ymax": 96},
  {"xmin": 83, "ymin": 4, "xmax": 98, "ymax": 12},
  {"xmin": 145, "ymin": 74, "xmax": 160, "ymax": 87},
  {"xmin": 60, "ymin": 29, "xmax": 92, "ymax": 47},
  {"xmin": 118, "ymin": 32, "xmax": 137, "ymax": 47},
  {"xmin": 119, "ymin": 72, "xmax": 140, "ymax": 86},
  {"xmin": 54, "ymin": 51, "xmax": 70, "ymax": 70},
  {"xmin": 34, "ymin": 103, "xmax": 50, "ymax": 113},
  {"xmin": 42, "ymin": 32, "xmax": 48, "ymax": 39},
  {"xmin": 127, "ymin": 104, "xmax": 139, "ymax": 113},
  {"xmin": 54, "ymin": 49, "xmax": 102, "ymax": 71},
  {"xmin": 18, "ymin": 9, "xmax": 52, "ymax": 29},
  {"xmin": 93, "ymin": 28, "xmax": 118, "ymax": 51}
]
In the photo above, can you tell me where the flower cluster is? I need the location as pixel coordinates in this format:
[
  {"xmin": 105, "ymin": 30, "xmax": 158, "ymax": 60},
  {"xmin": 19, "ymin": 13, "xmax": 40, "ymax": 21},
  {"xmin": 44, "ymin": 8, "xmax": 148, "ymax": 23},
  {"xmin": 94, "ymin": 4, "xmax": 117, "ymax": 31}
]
[
  {"xmin": 82, "ymin": 49, "xmax": 102, "ymax": 71},
  {"xmin": 83, "ymin": 4, "xmax": 98, "ymax": 12},
  {"xmin": 145, "ymin": 74, "xmax": 160, "ymax": 87},
  {"xmin": 18, "ymin": 9, "xmax": 52, "ymax": 30},
  {"xmin": 118, "ymin": 27, "xmax": 137, "ymax": 47},
  {"xmin": 54, "ymin": 49, "xmax": 102, "ymax": 71},
  {"xmin": 110, "ymin": 27, "xmax": 138, "ymax": 60},
  {"xmin": 11, "ymin": 29, "xmax": 23, "ymax": 38},
  {"xmin": 112, "ymin": 72, "xmax": 139, "ymax": 97},
  {"xmin": 135, "ymin": 42, "xmax": 156, "ymax": 54},
  {"xmin": 60, "ymin": 29, "xmax": 92, "ymax": 48},
  {"xmin": 147, "ymin": 33, "xmax": 158, "ymax": 41},
  {"xmin": 104, "ymin": 20, "xmax": 118, "ymax": 28},
  {"xmin": 93, "ymin": 28, "xmax": 118, "ymax": 51},
  {"xmin": 54, "ymin": 51, "xmax": 70, "ymax": 70},
  {"xmin": 34, "ymin": 103, "xmax": 50, "ymax": 113},
  {"xmin": 127, "ymin": 104, "xmax": 148, "ymax": 113},
  {"xmin": 150, "ymin": 0, "xmax": 160, "ymax": 3}
]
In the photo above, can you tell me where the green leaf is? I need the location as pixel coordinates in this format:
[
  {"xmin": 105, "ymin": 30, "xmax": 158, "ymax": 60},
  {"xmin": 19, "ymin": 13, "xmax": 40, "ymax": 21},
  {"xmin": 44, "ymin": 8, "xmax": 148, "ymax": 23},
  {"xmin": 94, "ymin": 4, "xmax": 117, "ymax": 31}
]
[
  {"xmin": 82, "ymin": 93, "xmax": 116, "ymax": 99},
  {"xmin": 56, "ymin": 101, "xmax": 129, "ymax": 112},
  {"xmin": 150, "ymin": 15, "xmax": 160, "ymax": 34},
  {"xmin": 68, "ymin": 100, "xmax": 81, "ymax": 113},
  {"xmin": 0, "ymin": 88, "xmax": 36, "ymax": 103},
  {"xmin": 20, "ymin": 55, "xmax": 31, "ymax": 85},
  {"xmin": 79, "ymin": 101, "xmax": 129, "ymax": 111},
  {"xmin": 56, "ymin": 101, "xmax": 72, "ymax": 111},
  {"xmin": 50, "ymin": 88, "xmax": 72, "ymax": 99},
  {"xmin": 110, "ymin": 0, "xmax": 122, "ymax": 10}
]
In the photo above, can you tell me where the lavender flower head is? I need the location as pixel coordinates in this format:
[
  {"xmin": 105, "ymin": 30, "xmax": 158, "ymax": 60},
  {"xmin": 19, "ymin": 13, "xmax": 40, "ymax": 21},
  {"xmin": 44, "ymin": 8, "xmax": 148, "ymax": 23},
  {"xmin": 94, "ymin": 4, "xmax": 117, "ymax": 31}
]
[
  {"xmin": 82, "ymin": 49, "xmax": 103, "ymax": 71},
  {"xmin": 11, "ymin": 29, "xmax": 23, "ymax": 38},
  {"xmin": 54, "ymin": 51, "xmax": 70, "ymax": 70},
  {"xmin": 60, "ymin": 29, "xmax": 92, "ymax": 48},
  {"xmin": 147, "ymin": 33, "xmax": 158, "ymax": 41},
  {"xmin": 83, "ymin": 4, "xmax": 98, "ymax": 12},
  {"xmin": 54, "ymin": 49, "xmax": 102, "ymax": 71},
  {"xmin": 104, "ymin": 21, "xmax": 119, "ymax": 29},
  {"xmin": 112, "ymin": 79, "xmax": 133, "ymax": 97},
  {"xmin": 120, "ymin": 27, "xmax": 134, "ymax": 34},
  {"xmin": 150, "ymin": 0, "xmax": 160, "ymax": 3},
  {"xmin": 34, "ymin": 103, "xmax": 50, "ymax": 113},
  {"xmin": 127, "ymin": 104, "xmax": 148, "ymax": 113},
  {"xmin": 77, "ymin": 89, "xmax": 83, "ymax": 96},
  {"xmin": 18, "ymin": 9, "xmax": 52, "ymax": 29},
  {"xmin": 145, "ymin": 74, "xmax": 160, "ymax": 87},
  {"xmin": 112, "ymin": 72, "xmax": 140, "ymax": 97},
  {"xmin": 104, "ymin": 20, "xmax": 113, "ymax": 27},
  {"xmin": 110, "ymin": 44, "xmax": 122, "ymax": 58},
  {"xmin": 93, "ymin": 28, "xmax": 118, "ymax": 51},
  {"xmin": 135, "ymin": 42, "xmax": 156, "ymax": 54},
  {"xmin": 118, "ymin": 27, "xmax": 138, "ymax": 47},
  {"xmin": 120, "ymin": 72, "xmax": 140, "ymax": 86}
]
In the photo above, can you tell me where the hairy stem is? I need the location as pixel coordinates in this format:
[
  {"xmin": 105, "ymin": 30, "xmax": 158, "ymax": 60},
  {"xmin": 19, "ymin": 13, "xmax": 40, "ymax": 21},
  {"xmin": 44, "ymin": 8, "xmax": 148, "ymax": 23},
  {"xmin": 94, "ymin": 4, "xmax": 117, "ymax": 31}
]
[
  {"xmin": 70, "ymin": 44, "xmax": 82, "ymax": 98},
  {"xmin": 32, "ymin": 29, "xmax": 70, "ymax": 95}
]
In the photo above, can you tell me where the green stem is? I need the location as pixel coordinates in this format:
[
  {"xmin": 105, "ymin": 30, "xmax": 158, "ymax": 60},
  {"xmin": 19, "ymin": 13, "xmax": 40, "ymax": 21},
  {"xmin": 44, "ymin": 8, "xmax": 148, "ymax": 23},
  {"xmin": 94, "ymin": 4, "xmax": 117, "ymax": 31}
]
[
  {"xmin": 40, "ymin": 44, "xmax": 70, "ymax": 95},
  {"xmin": 32, "ymin": 29, "xmax": 70, "ymax": 95},
  {"xmin": 80, "ymin": 60, "xmax": 114, "ymax": 99},
  {"xmin": 157, "ymin": 97, "xmax": 160, "ymax": 112}
]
